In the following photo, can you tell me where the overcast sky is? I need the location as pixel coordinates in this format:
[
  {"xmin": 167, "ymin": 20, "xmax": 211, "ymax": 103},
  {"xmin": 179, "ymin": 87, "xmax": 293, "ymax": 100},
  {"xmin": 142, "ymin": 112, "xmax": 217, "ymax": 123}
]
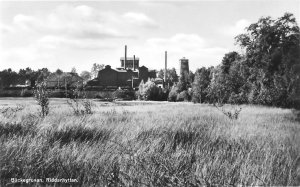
[{"xmin": 0, "ymin": 0, "xmax": 299, "ymax": 73}]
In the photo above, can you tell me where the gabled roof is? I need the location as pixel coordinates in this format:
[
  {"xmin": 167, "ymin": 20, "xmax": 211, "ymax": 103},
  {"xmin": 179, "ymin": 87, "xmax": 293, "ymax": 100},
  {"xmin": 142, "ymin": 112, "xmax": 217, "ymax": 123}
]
[{"xmin": 47, "ymin": 72, "xmax": 83, "ymax": 82}]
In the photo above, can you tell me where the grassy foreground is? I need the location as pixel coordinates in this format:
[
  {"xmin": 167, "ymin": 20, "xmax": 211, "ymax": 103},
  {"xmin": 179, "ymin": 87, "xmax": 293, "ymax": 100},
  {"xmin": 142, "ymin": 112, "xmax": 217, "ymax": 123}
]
[{"xmin": 0, "ymin": 98, "xmax": 300, "ymax": 186}]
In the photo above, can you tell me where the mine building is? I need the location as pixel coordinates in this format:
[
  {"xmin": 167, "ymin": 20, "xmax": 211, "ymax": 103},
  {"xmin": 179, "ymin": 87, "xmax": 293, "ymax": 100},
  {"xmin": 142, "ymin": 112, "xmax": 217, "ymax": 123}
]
[
  {"xmin": 120, "ymin": 57, "xmax": 139, "ymax": 70},
  {"xmin": 85, "ymin": 46, "xmax": 157, "ymax": 90},
  {"xmin": 86, "ymin": 64, "xmax": 157, "ymax": 90}
]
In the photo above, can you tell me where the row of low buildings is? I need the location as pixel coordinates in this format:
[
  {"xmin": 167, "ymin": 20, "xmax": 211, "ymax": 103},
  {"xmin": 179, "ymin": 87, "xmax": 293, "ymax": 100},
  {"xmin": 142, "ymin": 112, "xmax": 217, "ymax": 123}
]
[{"xmin": 2, "ymin": 46, "xmax": 189, "ymax": 92}]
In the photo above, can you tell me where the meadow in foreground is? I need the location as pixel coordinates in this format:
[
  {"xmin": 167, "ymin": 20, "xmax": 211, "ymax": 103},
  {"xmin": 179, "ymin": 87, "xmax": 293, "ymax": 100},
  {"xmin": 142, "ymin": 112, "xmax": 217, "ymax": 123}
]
[{"xmin": 0, "ymin": 98, "xmax": 300, "ymax": 186}]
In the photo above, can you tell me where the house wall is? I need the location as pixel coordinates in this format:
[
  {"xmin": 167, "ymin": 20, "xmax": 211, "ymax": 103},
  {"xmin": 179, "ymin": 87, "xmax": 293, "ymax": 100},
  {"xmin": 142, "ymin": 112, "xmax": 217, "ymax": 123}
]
[
  {"xmin": 117, "ymin": 72, "xmax": 131, "ymax": 86},
  {"xmin": 98, "ymin": 68, "xmax": 118, "ymax": 86}
]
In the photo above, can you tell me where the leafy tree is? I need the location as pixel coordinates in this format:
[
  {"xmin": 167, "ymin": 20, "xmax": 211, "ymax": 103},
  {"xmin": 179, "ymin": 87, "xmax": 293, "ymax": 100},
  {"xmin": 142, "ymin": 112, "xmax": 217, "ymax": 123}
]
[
  {"xmin": 177, "ymin": 90, "xmax": 189, "ymax": 102},
  {"xmin": 0, "ymin": 69, "xmax": 18, "ymax": 87},
  {"xmin": 80, "ymin": 71, "xmax": 92, "ymax": 83},
  {"xmin": 207, "ymin": 52, "xmax": 251, "ymax": 104},
  {"xmin": 221, "ymin": 52, "xmax": 240, "ymax": 74},
  {"xmin": 17, "ymin": 69, "xmax": 28, "ymax": 85},
  {"xmin": 55, "ymin": 69, "xmax": 63, "ymax": 88},
  {"xmin": 207, "ymin": 66, "xmax": 229, "ymax": 104},
  {"xmin": 137, "ymin": 80, "xmax": 162, "ymax": 101},
  {"xmin": 226, "ymin": 59, "xmax": 251, "ymax": 104},
  {"xmin": 157, "ymin": 68, "xmax": 179, "ymax": 87},
  {"xmin": 143, "ymin": 80, "xmax": 158, "ymax": 100},
  {"xmin": 138, "ymin": 80, "xmax": 145, "ymax": 100},
  {"xmin": 168, "ymin": 85, "xmax": 179, "ymax": 102},
  {"xmin": 235, "ymin": 13, "xmax": 300, "ymax": 107},
  {"xmin": 192, "ymin": 67, "xmax": 212, "ymax": 103},
  {"xmin": 188, "ymin": 71, "xmax": 195, "ymax": 85},
  {"xmin": 71, "ymin": 67, "xmax": 77, "ymax": 74},
  {"xmin": 177, "ymin": 71, "xmax": 189, "ymax": 92},
  {"xmin": 91, "ymin": 63, "xmax": 105, "ymax": 79},
  {"xmin": 36, "ymin": 68, "xmax": 50, "ymax": 84},
  {"xmin": 16, "ymin": 67, "xmax": 39, "ymax": 87}
]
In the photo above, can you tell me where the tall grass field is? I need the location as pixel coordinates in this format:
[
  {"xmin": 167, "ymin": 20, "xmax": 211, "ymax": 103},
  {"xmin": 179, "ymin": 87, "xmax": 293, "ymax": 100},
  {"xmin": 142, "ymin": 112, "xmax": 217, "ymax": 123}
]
[{"xmin": 0, "ymin": 97, "xmax": 300, "ymax": 186}]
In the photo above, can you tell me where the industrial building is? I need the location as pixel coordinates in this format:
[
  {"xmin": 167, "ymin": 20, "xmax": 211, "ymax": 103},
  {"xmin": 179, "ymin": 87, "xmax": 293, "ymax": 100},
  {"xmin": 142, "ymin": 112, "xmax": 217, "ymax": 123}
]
[
  {"xmin": 85, "ymin": 45, "xmax": 190, "ymax": 91},
  {"xmin": 86, "ymin": 46, "xmax": 157, "ymax": 90},
  {"xmin": 120, "ymin": 57, "xmax": 139, "ymax": 70},
  {"xmin": 179, "ymin": 57, "xmax": 189, "ymax": 76}
]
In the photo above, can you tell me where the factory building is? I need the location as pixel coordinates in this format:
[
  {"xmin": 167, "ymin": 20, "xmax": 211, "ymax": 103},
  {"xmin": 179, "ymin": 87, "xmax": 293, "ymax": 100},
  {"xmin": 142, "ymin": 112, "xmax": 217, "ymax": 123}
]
[
  {"xmin": 86, "ymin": 46, "xmax": 156, "ymax": 90},
  {"xmin": 120, "ymin": 57, "xmax": 139, "ymax": 70},
  {"xmin": 85, "ymin": 46, "xmax": 190, "ymax": 91}
]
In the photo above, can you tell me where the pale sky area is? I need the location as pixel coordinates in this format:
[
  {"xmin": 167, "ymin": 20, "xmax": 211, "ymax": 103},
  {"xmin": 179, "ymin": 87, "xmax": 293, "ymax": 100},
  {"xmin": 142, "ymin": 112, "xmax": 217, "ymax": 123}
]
[{"xmin": 0, "ymin": 0, "xmax": 299, "ymax": 73}]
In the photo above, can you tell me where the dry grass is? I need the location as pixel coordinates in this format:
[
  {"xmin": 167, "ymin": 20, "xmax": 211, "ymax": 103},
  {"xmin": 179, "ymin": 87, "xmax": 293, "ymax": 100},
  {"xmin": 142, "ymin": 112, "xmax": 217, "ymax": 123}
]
[{"xmin": 0, "ymin": 98, "xmax": 299, "ymax": 186}]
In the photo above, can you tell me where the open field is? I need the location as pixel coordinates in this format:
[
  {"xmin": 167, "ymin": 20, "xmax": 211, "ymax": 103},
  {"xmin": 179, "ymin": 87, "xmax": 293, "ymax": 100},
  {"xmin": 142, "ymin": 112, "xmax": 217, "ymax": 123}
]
[{"xmin": 0, "ymin": 97, "xmax": 300, "ymax": 186}]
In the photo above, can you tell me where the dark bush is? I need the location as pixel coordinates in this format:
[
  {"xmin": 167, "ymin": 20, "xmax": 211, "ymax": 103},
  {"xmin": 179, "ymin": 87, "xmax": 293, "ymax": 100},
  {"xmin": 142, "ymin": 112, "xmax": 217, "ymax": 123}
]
[
  {"xmin": 0, "ymin": 90, "xmax": 21, "ymax": 97},
  {"xmin": 20, "ymin": 89, "xmax": 33, "ymax": 97},
  {"xmin": 176, "ymin": 91, "xmax": 189, "ymax": 102},
  {"xmin": 168, "ymin": 86, "xmax": 178, "ymax": 102},
  {"xmin": 112, "ymin": 89, "xmax": 135, "ymax": 100},
  {"xmin": 49, "ymin": 90, "xmax": 67, "ymax": 98}
]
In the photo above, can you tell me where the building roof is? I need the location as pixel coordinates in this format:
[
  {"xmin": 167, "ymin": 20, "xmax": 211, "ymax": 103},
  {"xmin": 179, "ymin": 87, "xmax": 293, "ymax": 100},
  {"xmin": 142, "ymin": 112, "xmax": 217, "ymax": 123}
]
[
  {"xmin": 120, "ymin": 57, "xmax": 140, "ymax": 60},
  {"xmin": 47, "ymin": 72, "xmax": 83, "ymax": 81},
  {"xmin": 114, "ymin": 69, "xmax": 127, "ymax": 73},
  {"xmin": 105, "ymin": 67, "xmax": 138, "ymax": 73}
]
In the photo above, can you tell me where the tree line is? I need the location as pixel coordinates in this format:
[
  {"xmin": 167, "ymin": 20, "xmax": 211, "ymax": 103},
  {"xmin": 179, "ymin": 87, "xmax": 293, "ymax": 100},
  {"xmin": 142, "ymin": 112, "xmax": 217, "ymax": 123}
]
[
  {"xmin": 0, "ymin": 63, "xmax": 104, "ymax": 89},
  {"xmin": 138, "ymin": 13, "xmax": 300, "ymax": 108}
]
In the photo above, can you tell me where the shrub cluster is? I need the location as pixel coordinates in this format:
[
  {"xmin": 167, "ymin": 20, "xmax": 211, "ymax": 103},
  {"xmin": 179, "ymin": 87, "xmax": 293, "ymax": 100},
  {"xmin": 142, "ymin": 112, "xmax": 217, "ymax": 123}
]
[
  {"xmin": 137, "ymin": 80, "xmax": 169, "ymax": 101},
  {"xmin": 112, "ymin": 89, "xmax": 135, "ymax": 100},
  {"xmin": 33, "ymin": 82, "xmax": 50, "ymax": 117},
  {"xmin": 67, "ymin": 88, "xmax": 94, "ymax": 115}
]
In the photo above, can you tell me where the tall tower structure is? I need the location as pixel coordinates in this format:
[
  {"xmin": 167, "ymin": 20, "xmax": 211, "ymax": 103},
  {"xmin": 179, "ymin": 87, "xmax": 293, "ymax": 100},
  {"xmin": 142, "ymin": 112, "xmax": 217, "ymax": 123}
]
[
  {"xmin": 179, "ymin": 57, "xmax": 189, "ymax": 76},
  {"xmin": 164, "ymin": 51, "xmax": 167, "ymax": 84},
  {"xmin": 125, "ymin": 45, "xmax": 127, "ymax": 69}
]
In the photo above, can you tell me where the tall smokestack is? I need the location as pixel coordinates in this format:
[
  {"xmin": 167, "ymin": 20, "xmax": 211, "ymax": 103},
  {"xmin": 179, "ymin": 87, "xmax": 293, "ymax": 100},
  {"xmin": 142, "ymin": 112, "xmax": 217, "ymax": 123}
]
[
  {"xmin": 125, "ymin": 45, "xmax": 127, "ymax": 69},
  {"xmin": 133, "ymin": 55, "xmax": 135, "ymax": 71},
  {"xmin": 164, "ymin": 51, "xmax": 167, "ymax": 85}
]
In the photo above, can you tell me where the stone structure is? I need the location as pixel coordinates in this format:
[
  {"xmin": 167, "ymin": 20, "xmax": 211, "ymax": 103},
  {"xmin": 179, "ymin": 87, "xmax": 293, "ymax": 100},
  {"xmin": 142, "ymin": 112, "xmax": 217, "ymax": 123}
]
[{"xmin": 180, "ymin": 57, "xmax": 189, "ymax": 76}]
